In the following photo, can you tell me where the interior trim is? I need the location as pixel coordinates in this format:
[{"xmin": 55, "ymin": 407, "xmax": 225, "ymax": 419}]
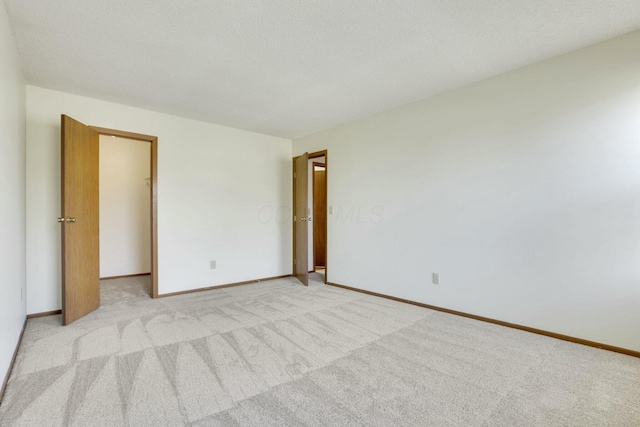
[
  {"xmin": 24, "ymin": 275, "xmax": 292, "ymax": 320},
  {"xmin": 100, "ymin": 273, "xmax": 151, "ymax": 280},
  {"xmin": 327, "ymin": 281, "xmax": 640, "ymax": 359},
  {"xmin": 26, "ymin": 310, "xmax": 62, "ymax": 319},
  {"xmin": 157, "ymin": 274, "xmax": 292, "ymax": 298},
  {"xmin": 308, "ymin": 150, "xmax": 328, "ymax": 284},
  {"xmin": 0, "ymin": 318, "xmax": 27, "ymax": 404},
  {"xmin": 90, "ymin": 126, "xmax": 159, "ymax": 298},
  {"xmin": 90, "ymin": 126, "xmax": 157, "ymax": 143}
]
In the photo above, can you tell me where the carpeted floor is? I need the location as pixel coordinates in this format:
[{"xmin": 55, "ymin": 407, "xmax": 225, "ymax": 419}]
[
  {"xmin": 1, "ymin": 273, "xmax": 639, "ymax": 426},
  {"xmin": 100, "ymin": 275, "xmax": 152, "ymax": 306}
]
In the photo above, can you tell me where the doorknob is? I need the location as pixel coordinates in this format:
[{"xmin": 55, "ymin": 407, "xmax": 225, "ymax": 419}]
[
  {"xmin": 57, "ymin": 217, "xmax": 64, "ymax": 223},
  {"xmin": 66, "ymin": 217, "xmax": 77, "ymax": 223}
]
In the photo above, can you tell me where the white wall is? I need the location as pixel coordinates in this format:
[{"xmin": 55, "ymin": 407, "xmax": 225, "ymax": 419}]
[
  {"xmin": 294, "ymin": 31, "xmax": 640, "ymax": 352},
  {"xmin": 308, "ymin": 156, "xmax": 325, "ymax": 271},
  {"xmin": 26, "ymin": 86, "xmax": 292, "ymax": 313},
  {"xmin": 99, "ymin": 135, "xmax": 151, "ymax": 278},
  {"xmin": 0, "ymin": 2, "xmax": 26, "ymax": 386}
]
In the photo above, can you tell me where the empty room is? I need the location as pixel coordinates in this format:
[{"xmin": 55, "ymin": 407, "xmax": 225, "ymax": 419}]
[{"xmin": 1, "ymin": 1, "xmax": 639, "ymax": 426}]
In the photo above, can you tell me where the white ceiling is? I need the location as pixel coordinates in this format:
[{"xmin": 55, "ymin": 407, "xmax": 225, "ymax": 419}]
[{"xmin": 4, "ymin": 1, "xmax": 640, "ymax": 139}]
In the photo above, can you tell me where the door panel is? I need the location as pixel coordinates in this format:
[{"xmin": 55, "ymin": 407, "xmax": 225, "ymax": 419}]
[
  {"xmin": 61, "ymin": 115, "xmax": 100, "ymax": 325},
  {"xmin": 294, "ymin": 153, "xmax": 309, "ymax": 286},
  {"xmin": 313, "ymin": 168, "xmax": 326, "ymax": 267}
]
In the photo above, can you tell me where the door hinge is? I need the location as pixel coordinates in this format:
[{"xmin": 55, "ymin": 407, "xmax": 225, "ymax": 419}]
[
  {"xmin": 294, "ymin": 172, "xmax": 297, "ymax": 178},
  {"xmin": 294, "ymin": 259, "xmax": 297, "ymax": 264}
]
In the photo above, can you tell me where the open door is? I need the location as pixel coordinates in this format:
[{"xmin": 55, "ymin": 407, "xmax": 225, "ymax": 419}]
[
  {"xmin": 60, "ymin": 115, "xmax": 100, "ymax": 325},
  {"xmin": 293, "ymin": 153, "xmax": 309, "ymax": 285}
]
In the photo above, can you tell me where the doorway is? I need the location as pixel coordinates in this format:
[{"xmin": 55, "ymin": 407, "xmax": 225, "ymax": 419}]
[
  {"xmin": 93, "ymin": 126, "xmax": 158, "ymax": 300},
  {"xmin": 292, "ymin": 150, "xmax": 328, "ymax": 286},
  {"xmin": 60, "ymin": 115, "xmax": 158, "ymax": 325},
  {"xmin": 99, "ymin": 135, "xmax": 152, "ymax": 304},
  {"xmin": 311, "ymin": 160, "xmax": 326, "ymax": 282}
]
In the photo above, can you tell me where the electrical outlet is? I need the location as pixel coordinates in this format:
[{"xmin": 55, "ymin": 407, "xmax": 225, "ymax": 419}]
[
  {"xmin": 432, "ymin": 273, "xmax": 439, "ymax": 285},
  {"xmin": 210, "ymin": 260, "xmax": 216, "ymax": 269},
  {"xmin": 329, "ymin": 206, "xmax": 334, "ymax": 215},
  {"xmin": 20, "ymin": 286, "xmax": 23, "ymax": 301}
]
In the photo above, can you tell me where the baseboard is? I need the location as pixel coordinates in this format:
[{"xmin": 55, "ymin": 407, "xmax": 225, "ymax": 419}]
[
  {"xmin": 157, "ymin": 274, "xmax": 292, "ymax": 298},
  {"xmin": 0, "ymin": 317, "xmax": 27, "ymax": 405},
  {"xmin": 26, "ymin": 310, "xmax": 62, "ymax": 319},
  {"xmin": 24, "ymin": 275, "xmax": 293, "ymax": 317},
  {"xmin": 100, "ymin": 272, "xmax": 151, "ymax": 280},
  {"xmin": 327, "ymin": 282, "xmax": 640, "ymax": 359}
]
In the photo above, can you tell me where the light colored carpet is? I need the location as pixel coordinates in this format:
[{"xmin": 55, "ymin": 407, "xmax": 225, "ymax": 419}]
[
  {"xmin": 313, "ymin": 270, "xmax": 325, "ymax": 283},
  {"xmin": 1, "ymin": 274, "xmax": 639, "ymax": 426},
  {"xmin": 100, "ymin": 275, "xmax": 152, "ymax": 307}
]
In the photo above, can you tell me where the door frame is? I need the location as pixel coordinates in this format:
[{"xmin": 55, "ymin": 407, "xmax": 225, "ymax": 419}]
[
  {"xmin": 91, "ymin": 126, "xmax": 159, "ymax": 298},
  {"xmin": 292, "ymin": 150, "xmax": 328, "ymax": 284},
  {"xmin": 312, "ymin": 161, "xmax": 326, "ymax": 272}
]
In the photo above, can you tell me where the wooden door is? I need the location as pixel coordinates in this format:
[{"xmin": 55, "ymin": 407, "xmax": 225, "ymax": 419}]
[
  {"xmin": 293, "ymin": 153, "xmax": 309, "ymax": 286},
  {"xmin": 60, "ymin": 115, "xmax": 100, "ymax": 325},
  {"xmin": 313, "ymin": 166, "xmax": 326, "ymax": 267}
]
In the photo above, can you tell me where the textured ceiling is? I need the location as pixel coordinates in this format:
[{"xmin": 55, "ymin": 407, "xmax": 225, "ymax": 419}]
[{"xmin": 4, "ymin": 1, "xmax": 640, "ymax": 139}]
